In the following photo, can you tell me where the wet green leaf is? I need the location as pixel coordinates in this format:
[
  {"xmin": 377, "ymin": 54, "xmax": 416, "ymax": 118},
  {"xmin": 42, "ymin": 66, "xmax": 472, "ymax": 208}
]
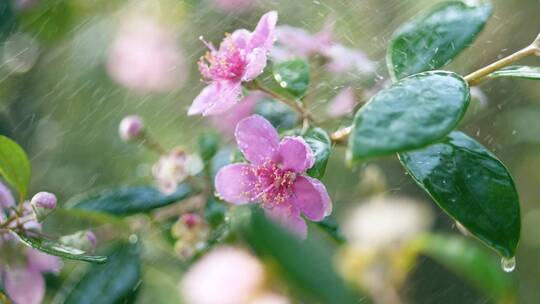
[
  {"xmin": 0, "ymin": 135, "xmax": 31, "ymax": 199},
  {"xmin": 416, "ymin": 234, "xmax": 515, "ymax": 301},
  {"xmin": 273, "ymin": 59, "xmax": 310, "ymax": 98},
  {"xmin": 69, "ymin": 185, "xmax": 194, "ymax": 216},
  {"xmin": 59, "ymin": 243, "xmax": 140, "ymax": 304},
  {"xmin": 348, "ymin": 71, "xmax": 469, "ymax": 162},
  {"xmin": 399, "ymin": 131, "xmax": 520, "ymax": 258},
  {"xmin": 15, "ymin": 232, "xmax": 107, "ymax": 264},
  {"xmin": 205, "ymin": 196, "xmax": 228, "ymax": 228},
  {"xmin": 388, "ymin": 1, "xmax": 492, "ymax": 79},
  {"xmin": 0, "ymin": 1, "xmax": 16, "ymax": 42},
  {"xmin": 255, "ymin": 98, "xmax": 299, "ymax": 130},
  {"xmin": 304, "ymin": 128, "xmax": 332, "ymax": 179},
  {"xmin": 315, "ymin": 216, "xmax": 346, "ymax": 244},
  {"xmin": 489, "ymin": 65, "xmax": 540, "ymax": 80},
  {"xmin": 241, "ymin": 208, "xmax": 361, "ymax": 304}
]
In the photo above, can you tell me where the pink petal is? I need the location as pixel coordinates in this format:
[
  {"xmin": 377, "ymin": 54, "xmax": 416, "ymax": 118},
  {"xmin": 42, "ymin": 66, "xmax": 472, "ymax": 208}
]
[
  {"xmin": 326, "ymin": 87, "xmax": 356, "ymax": 117},
  {"xmin": 264, "ymin": 204, "xmax": 307, "ymax": 239},
  {"xmin": 26, "ymin": 248, "xmax": 62, "ymax": 273},
  {"xmin": 234, "ymin": 115, "xmax": 279, "ymax": 165},
  {"xmin": 276, "ymin": 26, "xmax": 320, "ymax": 57},
  {"xmin": 249, "ymin": 11, "xmax": 278, "ymax": 51},
  {"xmin": 3, "ymin": 267, "xmax": 45, "ymax": 304},
  {"xmin": 231, "ymin": 29, "xmax": 251, "ymax": 50},
  {"xmin": 204, "ymin": 81, "xmax": 242, "ymax": 115},
  {"xmin": 242, "ymin": 48, "xmax": 268, "ymax": 81},
  {"xmin": 291, "ymin": 176, "xmax": 331, "ymax": 221},
  {"xmin": 188, "ymin": 81, "xmax": 242, "ymax": 116},
  {"xmin": 276, "ymin": 137, "xmax": 314, "ymax": 173},
  {"xmin": 0, "ymin": 182, "xmax": 15, "ymax": 209},
  {"xmin": 215, "ymin": 164, "xmax": 257, "ymax": 204},
  {"xmin": 323, "ymin": 44, "xmax": 376, "ymax": 75},
  {"xmin": 210, "ymin": 91, "xmax": 262, "ymax": 137}
]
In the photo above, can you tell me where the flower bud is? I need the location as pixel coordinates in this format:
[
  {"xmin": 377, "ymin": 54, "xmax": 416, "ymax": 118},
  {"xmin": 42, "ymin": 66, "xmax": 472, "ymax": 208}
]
[
  {"xmin": 60, "ymin": 230, "xmax": 97, "ymax": 253},
  {"xmin": 30, "ymin": 191, "xmax": 57, "ymax": 222},
  {"xmin": 119, "ymin": 115, "xmax": 143, "ymax": 141}
]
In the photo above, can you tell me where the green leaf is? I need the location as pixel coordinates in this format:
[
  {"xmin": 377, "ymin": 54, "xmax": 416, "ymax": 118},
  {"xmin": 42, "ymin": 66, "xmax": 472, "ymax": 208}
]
[
  {"xmin": 205, "ymin": 196, "xmax": 228, "ymax": 228},
  {"xmin": 399, "ymin": 131, "xmax": 520, "ymax": 258},
  {"xmin": 303, "ymin": 128, "xmax": 332, "ymax": 179},
  {"xmin": 387, "ymin": 1, "xmax": 492, "ymax": 79},
  {"xmin": 59, "ymin": 243, "xmax": 141, "ymax": 304},
  {"xmin": 0, "ymin": 135, "xmax": 32, "ymax": 199},
  {"xmin": 198, "ymin": 132, "xmax": 220, "ymax": 162},
  {"xmin": 489, "ymin": 65, "xmax": 540, "ymax": 80},
  {"xmin": 69, "ymin": 185, "xmax": 194, "ymax": 216},
  {"xmin": 347, "ymin": 71, "xmax": 470, "ymax": 162},
  {"xmin": 255, "ymin": 98, "xmax": 299, "ymax": 130},
  {"xmin": 0, "ymin": 1, "xmax": 16, "ymax": 42},
  {"xmin": 315, "ymin": 216, "xmax": 346, "ymax": 244},
  {"xmin": 273, "ymin": 59, "xmax": 310, "ymax": 98},
  {"xmin": 241, "ymin": 208, "xmax": 361, "ymax": 304},
  {"xmin": 15, "ymin": 231, "xmax": 107, "ymax": 264},
  {"xmin": 415, "ymin": 234, "xmax": 515, "ymax": 301}
]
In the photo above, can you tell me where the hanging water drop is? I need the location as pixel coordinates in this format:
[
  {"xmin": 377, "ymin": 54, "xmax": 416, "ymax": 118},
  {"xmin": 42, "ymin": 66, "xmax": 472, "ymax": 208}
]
[{"xmin": 501, "ymin": 256, "xmax": 516, "ymax": 272}]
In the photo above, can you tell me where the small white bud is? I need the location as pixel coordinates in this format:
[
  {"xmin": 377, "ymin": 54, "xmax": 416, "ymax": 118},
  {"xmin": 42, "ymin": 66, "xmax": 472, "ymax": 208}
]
[{"xmin": 119, "ymin": 115, "xmax": 143, "ymax": 141}]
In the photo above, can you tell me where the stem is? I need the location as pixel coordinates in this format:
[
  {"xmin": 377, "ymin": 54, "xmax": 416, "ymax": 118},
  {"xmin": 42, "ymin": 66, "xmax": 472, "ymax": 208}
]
[
  {"xmin": 465, "ymin": 34, "xmax": 540, "ymax": 86},
  {"xmin": 250, "ymin": 80, "xmax": 319, "ymax": 124},
  {"xmin": 138, "ymin": 131, "xmax": 167, "ymax": 155}
]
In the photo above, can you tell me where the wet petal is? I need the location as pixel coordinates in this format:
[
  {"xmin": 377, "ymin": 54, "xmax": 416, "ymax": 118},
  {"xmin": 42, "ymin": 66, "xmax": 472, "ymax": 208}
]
[
  {"xmin": 291, "ymin": 176, "xmax": 331, "ymax": 221},
  {"xmin": 204, "ymin": 81, "xmax": 242, "ymax": 115},
  {"xmin": 215, "ymin": 164, "xmax": 258, "ymax": 204},
  {"xmin": 231, "ymin": 29, "xmax": 251, "ymax": 50},
  {"xmin": 188, "ymin": 83, "xmax": 219, "ymax": 116},
  {"xmin": 235, "ymin": 115, "xmax": 279, "ymax": 165},
  {"xmin": 276, "ymin": 25, "xmax": 320, "ymax": 57},
  {"xmin": 265, "ymin": 204, "xmax": 307, "ymax": 239},
  {"xmin": 26, "ymin": 248, "xmax": 61, "ymax": 273},
  {"xmin": 242, "ymin": 48, "xmax": 268, "ymax": 81},
  {"xmin": 277, "ymin": 137, "xmax": 314, "ymax": 173},
  {"xmin": 210, "ymin": 91, "xmax": 262, "ymax": 137},
  {"xmin": 249, "ymin": 11, "xmax": 278, "ymax": 51},
  {"xmin": 323, "ymin": 44, "xmax": 376, "ymax": 75},
  {"xmin": 4, "ymin": 267, "xmax": 45, "ymax": 304}
]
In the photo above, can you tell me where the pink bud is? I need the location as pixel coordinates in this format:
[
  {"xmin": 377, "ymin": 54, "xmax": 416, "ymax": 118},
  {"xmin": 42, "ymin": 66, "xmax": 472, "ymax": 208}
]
[
  {"xmin": 181, "ymin": 213, "xmax": 202, "ymax": 228},
  {"xmin": 119, "ymin": 115, "xmax": 143, "ymax": 141},
  {"xmin": 31, "ymin": 192, "xmax": 56, "ymax": 209}
]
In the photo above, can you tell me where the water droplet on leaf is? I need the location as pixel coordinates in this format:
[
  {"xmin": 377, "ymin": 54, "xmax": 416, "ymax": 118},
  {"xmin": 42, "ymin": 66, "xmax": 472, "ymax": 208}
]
[{"xmin": 501, "ymin": 256, "xmax": 516, "ymax": 272}]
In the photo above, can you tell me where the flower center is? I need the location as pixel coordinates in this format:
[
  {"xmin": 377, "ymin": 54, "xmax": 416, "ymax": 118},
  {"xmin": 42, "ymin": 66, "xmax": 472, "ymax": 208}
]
[
  {"xmin": 198, "ymin": 36, "xmax": 246, "ymax": 81},
  {"xmin": 244, "ymin": 160, "xmax": 297, "ymax": 207}
]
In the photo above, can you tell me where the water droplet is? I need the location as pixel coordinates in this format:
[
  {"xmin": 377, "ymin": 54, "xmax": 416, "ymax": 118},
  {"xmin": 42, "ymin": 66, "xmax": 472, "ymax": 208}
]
[
  {"xmin": 501, "ymin": 256, "xmax": 516, "ymax": 272},
  {"xmin": 129, "ymin": 234, "xmax": 139, "ymax": 244}
]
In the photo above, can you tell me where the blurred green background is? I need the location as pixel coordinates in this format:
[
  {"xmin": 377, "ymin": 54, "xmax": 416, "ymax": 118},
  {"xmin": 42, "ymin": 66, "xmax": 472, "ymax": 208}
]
[{"xmin": 1, "ymin": 0, "xmax": 539, "ymax": 303}]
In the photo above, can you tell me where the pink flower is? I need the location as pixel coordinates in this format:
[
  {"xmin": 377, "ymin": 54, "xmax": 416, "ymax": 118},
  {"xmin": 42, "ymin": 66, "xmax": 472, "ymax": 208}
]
[
  {"xmin": 215, "ymin": 115, "xmax": 332, "ymax": 238},
  {"xmin": 326, "ymin": 87, "xmax": 356, "ymax": 118},
  {"xmin": 322, "ymin": 44, "xmax": 376, "ymax": 75},
  {"xmin": 0, "ymin": 182, "xmax": 15, "ymax": 208},
  {"xmin": 107, "ymin": 15, "xmax": 187, "ymax": 93},
  {"xmin": 275, "ymin": 18, "xmax": 333, "ymax": 58},
  {"xmin": 210, "ymin": 91, "xmax": 263, "ymax": 136},
  {"xmin": 188, "ymin": 11, "xmax": 278, "ymax": 116},
  {"xmin": 180, "ymin": 246, "xmax": 265, "ymax": 304}
]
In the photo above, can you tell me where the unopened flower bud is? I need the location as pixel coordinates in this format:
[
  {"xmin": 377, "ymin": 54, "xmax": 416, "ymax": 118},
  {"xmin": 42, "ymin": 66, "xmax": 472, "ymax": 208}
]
[
  {"xmin": 119, "ymin": 115, "xmax": 143, "ymax": 141},
  {"xmin": 30, "ymin": 191, "xmax": 57, "ymax": 222},
  {"xmin": 171, "ymin": 213, "xmax": 210, "ymax": 260},
  {"xmin": 60, "ymin": 230, "xmax": 97, "ymax": 253}
]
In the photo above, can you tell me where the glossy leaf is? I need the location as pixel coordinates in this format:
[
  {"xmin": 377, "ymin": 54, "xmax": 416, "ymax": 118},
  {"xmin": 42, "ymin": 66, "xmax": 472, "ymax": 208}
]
[
  {"xmin": 69, "ymin": 185, "xmax": 194, "ymax": 216},
  {"xmin": 273, "ymin": 59, "xmax": 310, "ymax": 98},
  {"xmin": 204, "ymin": 196, "xmax": 228, "ymax": 228},
  {"xmin": 388, "ymin": 1, "xmax": 492, "ymax": 79},
  {"xmin": 315, "ymin": 216, "xmax": 346, "ymax": 244},
  {"xmin": 347, "ymin": 71, "xmax": 470, "ymax": 162},
  {"xmin": 489, "ymin": 65, "xmax": 540, "ymax": 80},
  {"xmin": 0, "ymin": 135, "xmax": 31, "ymax": 199},
  {"xmin": 304, "ymin": 128, "xmax": 332, "ymax": 179},
  {"xmin": 59, "ymin": 243, "xmax": 140, "ymax": 304},
  {"xmin": 255, "ymin": 98, "xmax": 299, "ymax": 130},
  {"xmin": 241, "ymin": 208, "xmax": 361, "ymax": 304},
  {"xmin": 399, "ymin": 131, "xmax": 520, "ymax": 258},
  {"xmin": 415, "ymin": 234, "xmax": 515, "ymax": 301},
  {"xmin": 15, "ymin": 231, "xmax": 107, "ymax": 264},
  {"xmin": 0, "ymin": 1, "xmax": 16, "ymax": 41}
]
